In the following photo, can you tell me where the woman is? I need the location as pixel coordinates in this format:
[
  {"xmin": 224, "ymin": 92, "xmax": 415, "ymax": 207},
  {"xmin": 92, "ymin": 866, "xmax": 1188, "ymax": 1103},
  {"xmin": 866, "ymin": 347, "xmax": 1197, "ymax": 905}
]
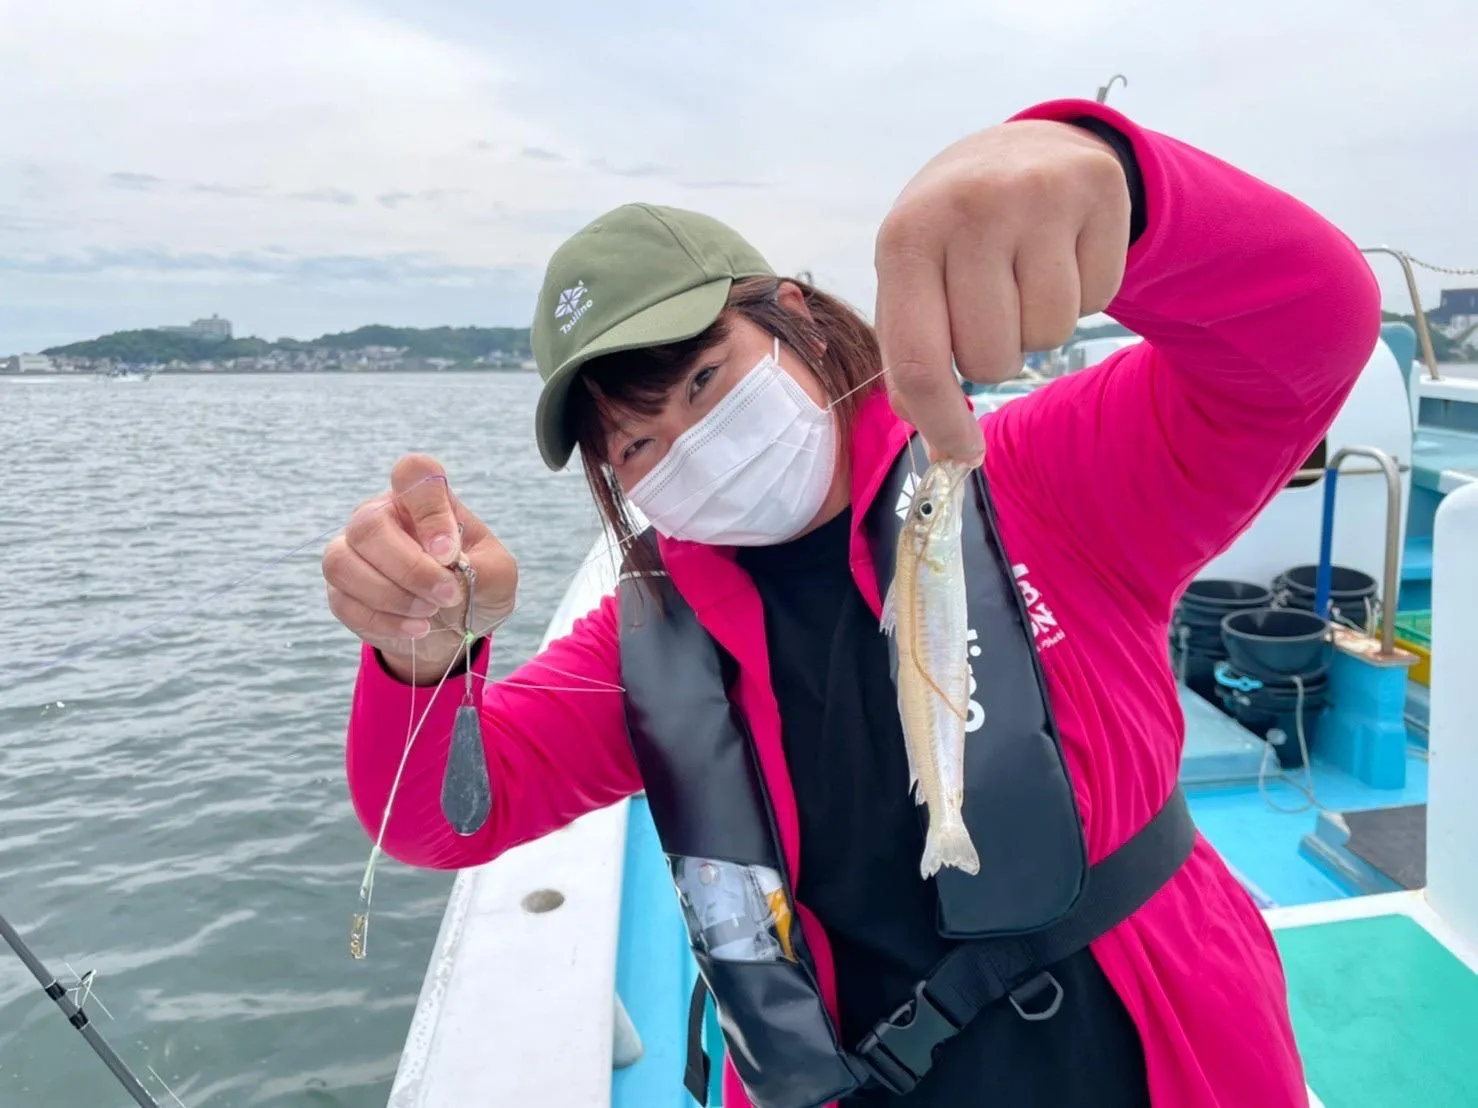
[{"xmin": 326, "ymin": 97, "xmax": 1378, "ymax": 1107}]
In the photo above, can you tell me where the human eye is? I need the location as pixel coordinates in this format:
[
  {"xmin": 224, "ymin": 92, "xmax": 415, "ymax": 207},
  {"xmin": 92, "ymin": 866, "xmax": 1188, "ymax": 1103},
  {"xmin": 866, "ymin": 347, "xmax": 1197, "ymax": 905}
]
[
  {"xmin": 619, "ymin": 437, "xmax": 653, "ymax": 464},
  {"xmin": 687, "ymin": 364, "xmax": 719, "ymax": 401}
]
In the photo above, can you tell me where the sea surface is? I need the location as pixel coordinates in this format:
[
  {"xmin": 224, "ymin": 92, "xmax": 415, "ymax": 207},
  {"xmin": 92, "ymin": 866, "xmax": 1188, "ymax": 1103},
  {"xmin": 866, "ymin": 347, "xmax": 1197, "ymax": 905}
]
[{"xmin": 0, "ymin": 373, "xmax": 602, "ymax": 1107}]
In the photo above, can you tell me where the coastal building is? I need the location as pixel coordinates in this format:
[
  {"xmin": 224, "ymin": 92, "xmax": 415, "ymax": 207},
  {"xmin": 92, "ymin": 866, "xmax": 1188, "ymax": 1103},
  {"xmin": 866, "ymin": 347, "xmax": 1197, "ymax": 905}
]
[
  {"xmin": 4, "ymin": 353, "xmax": 56, "ymax": 373},
  {"xmin": 1429, "ymin": 288, "xmax": 1478, "ymax": 335},
  {"xmin": 160, "ymin": 314, "xmax": 233, "ymax": 342}
]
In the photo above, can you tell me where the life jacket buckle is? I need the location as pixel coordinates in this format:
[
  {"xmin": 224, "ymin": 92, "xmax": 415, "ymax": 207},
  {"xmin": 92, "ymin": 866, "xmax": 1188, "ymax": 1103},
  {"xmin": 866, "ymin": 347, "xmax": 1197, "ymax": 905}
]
[
  {"xmin": 1008, "ymin": 969, "xmax": 1065, "ymax": 1022},
  {"xmin": 853, "ymin": 981, "xmax": 960, "ymax": 1095}
]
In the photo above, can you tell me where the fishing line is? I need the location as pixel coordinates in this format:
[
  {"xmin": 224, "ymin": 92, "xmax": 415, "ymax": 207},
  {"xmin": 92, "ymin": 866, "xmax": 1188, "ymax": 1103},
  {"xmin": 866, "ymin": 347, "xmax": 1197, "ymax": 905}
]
[
  {"xmin": 57, "ymin": 962, "xmax": 190, "ymax": 1108},
  {"xmin": 6, "ymin": 474, "xmax": 452, "ymax": 690},
  {"xmin": 0, "ymin": 911, "xmax": 168, "ymax": 1108},
  {"xmin": 586, "ymin": 358, "xmax": 895, "ymax": 536},
  {"xmin": 350, "ymin": 636, "xmax": 452, "ymax": 961},
  {"xmin": 1, "ymin": 357, "xmax": 945, "ymax": 1102}
]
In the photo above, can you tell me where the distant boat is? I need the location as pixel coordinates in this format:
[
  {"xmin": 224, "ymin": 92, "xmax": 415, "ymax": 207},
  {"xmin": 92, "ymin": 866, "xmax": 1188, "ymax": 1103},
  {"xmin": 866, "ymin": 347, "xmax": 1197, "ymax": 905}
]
[{"xmin": 103, "ymin": 365, "xmax": 154, "ymax": 382}]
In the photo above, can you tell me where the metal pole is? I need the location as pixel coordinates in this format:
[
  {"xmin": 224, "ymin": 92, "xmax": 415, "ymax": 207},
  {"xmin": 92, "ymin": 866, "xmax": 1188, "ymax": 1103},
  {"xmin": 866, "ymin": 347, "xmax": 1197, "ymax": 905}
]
[
  {"xmin": 1315, "ymin": 446, "xmax": 1404, "ymax": 655},
  {"xmin": 1095, "ymin": 74, "xmax": 1127, "ymax": 103},
  {"xmin": 0, "ymin": 911, "xmax": 162, "ymax": 1108},
  {"xmin": 1292, "ymin": 462, "xmax": 1411, "ymax": 482},
  {"xmin": 1361, "ymin": 245, "xmax": 1442, "ymax": 382},
  {"xmin": 1314, "ymin": 470, "xmax": 1340, "ymax": 619}
]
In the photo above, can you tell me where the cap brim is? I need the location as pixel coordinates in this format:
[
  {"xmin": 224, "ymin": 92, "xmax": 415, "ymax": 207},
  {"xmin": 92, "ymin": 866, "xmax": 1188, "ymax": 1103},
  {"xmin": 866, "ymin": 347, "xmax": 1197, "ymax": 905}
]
[{"xmin": 535, "ymin": 276, "xmax": 732, "ymax": 470}]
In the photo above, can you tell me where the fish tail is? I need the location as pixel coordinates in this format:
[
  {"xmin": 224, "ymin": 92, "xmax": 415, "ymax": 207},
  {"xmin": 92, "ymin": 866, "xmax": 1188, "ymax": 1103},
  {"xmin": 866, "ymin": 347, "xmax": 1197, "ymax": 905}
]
[{"xmin": 920, "ymin": 810, "xmax": 981, "ymax": 878}]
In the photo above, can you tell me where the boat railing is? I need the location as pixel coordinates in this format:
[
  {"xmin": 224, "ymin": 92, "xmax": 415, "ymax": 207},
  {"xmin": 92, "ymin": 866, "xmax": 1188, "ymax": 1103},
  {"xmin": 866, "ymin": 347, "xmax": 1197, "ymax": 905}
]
[
  {"xmin": 1361, "ymin": 246, "xmax": 1444, "ymax": 382},
  {"xmin": 1291, "ymin": 460, "xmax": 1410, "ymax": 484},
  {"xmin": 1314, "ymin": 444, "xmax": 1405, "ymax": 656},
  {"xmin": 1094, "ymin": 73, "xmax": 1127, "ymax": 103}
]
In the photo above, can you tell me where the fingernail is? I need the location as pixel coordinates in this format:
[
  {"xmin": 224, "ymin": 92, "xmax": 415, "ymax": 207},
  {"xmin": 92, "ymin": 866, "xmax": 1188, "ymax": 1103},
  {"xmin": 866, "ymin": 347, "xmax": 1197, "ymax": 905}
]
[
  {"xmin": 428, "ymin": 534, "xmax": 454, "ymax": 560},
  {"xmin": 432, "ymin": 580, "xmax": 460, "ymax": 607},
  {"xmin": 400, "ymin": 618, "xmax": 430, "ymax": 638}
]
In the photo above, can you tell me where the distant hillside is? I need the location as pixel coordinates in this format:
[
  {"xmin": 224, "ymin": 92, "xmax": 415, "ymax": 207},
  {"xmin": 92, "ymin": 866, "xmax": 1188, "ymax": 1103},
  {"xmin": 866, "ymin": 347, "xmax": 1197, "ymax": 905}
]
[
  {"xmin": 280, "ymin": 325, "xmax": 531, "ymax": 359},
  {"xmin": 44, "ymin": 330, "xmax": 273, "ymax": 361},
  {"xmin": 44, "ymin": 324, "xmax": 532, "ymax": 362}
]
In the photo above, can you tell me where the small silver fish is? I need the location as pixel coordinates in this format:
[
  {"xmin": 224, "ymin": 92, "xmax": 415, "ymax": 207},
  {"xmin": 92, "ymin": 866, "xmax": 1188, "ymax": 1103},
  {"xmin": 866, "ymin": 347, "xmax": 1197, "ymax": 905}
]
[{"xmin": 881, "ymin": 459, "xmax": 981, "ymax": 878}]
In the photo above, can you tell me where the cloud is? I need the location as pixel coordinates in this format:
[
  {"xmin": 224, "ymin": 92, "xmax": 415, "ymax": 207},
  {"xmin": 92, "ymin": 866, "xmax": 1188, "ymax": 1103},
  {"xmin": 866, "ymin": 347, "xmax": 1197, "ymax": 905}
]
[
  {"xmin": 288, "ymin": 188, "xmax": 357, "ymax": 206},
  {"xmin": 0, "ymin": 247, "xmax": 506, "ymax": 285},
  {"xmin": 1, "ymin": 0, "xmax": 1475, "ymax": 353},
  {"xmin": 107, "ymin": 172, "xmax": 164, "ymax": 191},
  {"xmin": 377, "ymin": 188, "xmax": 470, "ymax": 209},
  {"xmin": 0, "ymin": 209, "xmax": 61, "ymax": 232},
  {"xmin": 681, "ymin": 178, "xmax": 772, "ymax": 191},
  {"xmin": 192, "ymin": 182, "xmax": 265, "ymax": 198},
  {"xmin": 586, "ymin": 157, "xmax": 673, "ymax": 179}
]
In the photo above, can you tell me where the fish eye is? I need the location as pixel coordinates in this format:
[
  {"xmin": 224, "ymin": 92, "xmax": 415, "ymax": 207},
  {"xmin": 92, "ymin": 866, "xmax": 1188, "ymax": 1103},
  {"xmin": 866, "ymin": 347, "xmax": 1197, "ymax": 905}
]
[{"xmin": 918, "ymin": 500, "xmax": 934, "ymax": 518}]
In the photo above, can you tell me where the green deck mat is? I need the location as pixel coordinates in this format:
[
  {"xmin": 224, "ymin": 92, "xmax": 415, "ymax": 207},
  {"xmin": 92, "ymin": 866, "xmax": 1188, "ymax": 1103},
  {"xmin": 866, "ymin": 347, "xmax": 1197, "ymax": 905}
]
[
  {"xmin": 1395, "ymin": 610, "xmax": 1432, "ymax": 650},
  {"xmin": 1276, "ymin": 914, "xmax": 1478, "ymax": 1106}
]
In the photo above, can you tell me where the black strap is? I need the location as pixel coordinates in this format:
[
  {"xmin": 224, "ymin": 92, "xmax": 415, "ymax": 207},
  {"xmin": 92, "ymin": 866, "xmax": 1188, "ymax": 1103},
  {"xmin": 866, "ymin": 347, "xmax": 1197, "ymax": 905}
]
[
  {"xmin": 684, "ymin": 976, "xmax": 711, "ymax": 1104},
  {"xmin": 854, "ymin": 784, "xmax": 1196, "ymax": 1096}
]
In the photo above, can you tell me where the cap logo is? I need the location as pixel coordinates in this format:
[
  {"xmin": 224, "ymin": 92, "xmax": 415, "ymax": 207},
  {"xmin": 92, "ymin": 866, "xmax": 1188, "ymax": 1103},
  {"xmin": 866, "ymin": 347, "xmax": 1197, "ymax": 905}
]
[{"xmin": 555, "ymin": 280, "xmax": 593, "ymax": 335}]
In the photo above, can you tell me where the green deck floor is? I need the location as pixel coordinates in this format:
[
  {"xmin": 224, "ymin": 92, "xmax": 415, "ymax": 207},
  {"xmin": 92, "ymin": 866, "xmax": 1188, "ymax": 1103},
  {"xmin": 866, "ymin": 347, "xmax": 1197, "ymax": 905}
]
[{"xmin": 1276, "ymin": 914, "xmax": 1478, "ymax": 1107}]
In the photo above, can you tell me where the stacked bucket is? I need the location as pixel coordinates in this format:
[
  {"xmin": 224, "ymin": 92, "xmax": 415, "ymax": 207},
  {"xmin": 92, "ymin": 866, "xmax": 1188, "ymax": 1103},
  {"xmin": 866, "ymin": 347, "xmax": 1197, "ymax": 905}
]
[
  {"xmin": 1170, "ymin": 580, "xmax": 1271, "ymax": 702},
  {"xmin": 1272, "ymin": 564, "xmax": 1378, "ymax": 630},
  {"xmin": 1172, "ymin": 567, "xmax": 1361, "ymax": 768}
]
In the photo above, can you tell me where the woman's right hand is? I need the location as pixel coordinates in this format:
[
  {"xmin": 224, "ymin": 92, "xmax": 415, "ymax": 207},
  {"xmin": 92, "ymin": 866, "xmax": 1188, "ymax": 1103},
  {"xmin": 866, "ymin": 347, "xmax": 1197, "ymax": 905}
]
[{"xmin": 324, "ymin": 453, "xmax": 519, "ymax": 684}]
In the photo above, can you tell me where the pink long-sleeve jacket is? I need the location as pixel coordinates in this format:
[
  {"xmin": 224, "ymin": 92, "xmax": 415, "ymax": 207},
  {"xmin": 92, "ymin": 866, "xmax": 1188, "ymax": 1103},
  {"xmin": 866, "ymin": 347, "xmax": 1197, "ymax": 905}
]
[{"xmin": 345, "ymin": 98, "xmax": 1380, "ymax": 1107}]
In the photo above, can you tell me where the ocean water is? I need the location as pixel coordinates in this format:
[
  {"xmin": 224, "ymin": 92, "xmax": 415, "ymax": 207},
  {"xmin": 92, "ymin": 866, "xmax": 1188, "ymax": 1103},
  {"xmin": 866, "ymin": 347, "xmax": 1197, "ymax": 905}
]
[{"xmin": 0, "ymin": 373, "xmax": 601, "ymax": 1107}]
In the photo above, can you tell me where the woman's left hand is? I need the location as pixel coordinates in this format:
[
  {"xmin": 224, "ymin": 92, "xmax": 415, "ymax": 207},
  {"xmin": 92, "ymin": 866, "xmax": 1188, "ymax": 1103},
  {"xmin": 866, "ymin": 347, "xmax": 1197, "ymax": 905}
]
[{"xmin": 873, "ymin": 119, "xmax": 1133, "ymax": 465}]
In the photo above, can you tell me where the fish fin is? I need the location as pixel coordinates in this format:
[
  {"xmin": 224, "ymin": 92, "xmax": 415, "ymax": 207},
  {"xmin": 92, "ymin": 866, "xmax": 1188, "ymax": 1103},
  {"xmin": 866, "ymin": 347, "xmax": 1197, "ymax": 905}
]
[
  {"xmin": 919, "ymin": 813, "xmax": 981, "ymax": 878},
  {"xmin": 879, "ymin": 578, "xmax": 897, "ymax": 636},
  {"xmin": 902, "ymin": 738, "xmax": 922, "ymax": 804}
]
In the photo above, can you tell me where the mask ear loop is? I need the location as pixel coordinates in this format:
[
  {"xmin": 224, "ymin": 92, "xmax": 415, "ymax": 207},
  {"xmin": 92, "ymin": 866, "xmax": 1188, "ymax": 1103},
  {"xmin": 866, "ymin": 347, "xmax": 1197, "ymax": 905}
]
[{"xmin": 785, "ymin": 334, "xmax": 919, "ymax": 480}]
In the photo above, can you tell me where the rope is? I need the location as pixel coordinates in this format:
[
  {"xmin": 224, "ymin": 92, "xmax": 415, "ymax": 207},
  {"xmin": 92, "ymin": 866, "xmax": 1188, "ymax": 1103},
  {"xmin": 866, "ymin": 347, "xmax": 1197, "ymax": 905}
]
[{"xmin": 1257, "ymin": 674, "xmax": 1320, "ymax": 815}]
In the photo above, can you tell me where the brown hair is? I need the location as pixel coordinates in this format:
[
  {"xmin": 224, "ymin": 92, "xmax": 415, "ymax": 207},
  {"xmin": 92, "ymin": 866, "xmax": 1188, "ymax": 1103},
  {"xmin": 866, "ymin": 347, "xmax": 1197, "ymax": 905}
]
[{"xmin": 564, "ymin": 275, "xmax": 883, "ymax": 584}]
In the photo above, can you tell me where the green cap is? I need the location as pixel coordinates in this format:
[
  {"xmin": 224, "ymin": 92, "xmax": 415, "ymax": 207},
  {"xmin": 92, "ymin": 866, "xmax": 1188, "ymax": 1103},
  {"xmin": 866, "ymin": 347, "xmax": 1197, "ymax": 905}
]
[{"xmin": 531, "ymin": 203, "xmax": 774, "ymax": 469}]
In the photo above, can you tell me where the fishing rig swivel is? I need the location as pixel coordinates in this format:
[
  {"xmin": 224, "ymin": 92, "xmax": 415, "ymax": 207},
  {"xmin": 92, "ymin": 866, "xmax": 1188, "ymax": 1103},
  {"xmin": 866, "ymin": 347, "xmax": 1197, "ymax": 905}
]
[{"xmin": 0, "ymin": 910, "xmax": 164, "ymax": 1108}]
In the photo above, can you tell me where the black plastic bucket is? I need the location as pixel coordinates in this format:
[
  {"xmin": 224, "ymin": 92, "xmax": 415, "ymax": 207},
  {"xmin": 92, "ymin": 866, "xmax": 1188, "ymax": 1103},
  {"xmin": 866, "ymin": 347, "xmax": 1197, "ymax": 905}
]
[
  {"xmin": 1221, "ymin": 608, "xmax": 1332, "ymax": 681},
  {"xmin": 1180, "ymin": 579, "xmax": 1274, "ymax": 615},
  {"xmin": 1274, "ymin": 564, "xmax": 1377, "ymax": 625},
  {"xmin": 1222, "ymin": 699, "xmax": 1325, "ymax": 769},
  {"xmin": 1172, "ymin": 579, "xmax": 1274, "ymax": 705},
  {"xmin": 1172, "ymin": 644, "xmax": 1224, "ymax": 702},
  {"xmin": 1215, "ymin": 662, "xmax": 1327, "ymax": 769}
]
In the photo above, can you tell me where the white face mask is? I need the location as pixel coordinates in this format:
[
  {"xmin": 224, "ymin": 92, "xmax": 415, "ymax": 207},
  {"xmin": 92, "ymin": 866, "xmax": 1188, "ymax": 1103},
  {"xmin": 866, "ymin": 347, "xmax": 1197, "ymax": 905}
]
[{"xmin": 625, "ymin": 338, "xmax": 837, "ymax": 546}]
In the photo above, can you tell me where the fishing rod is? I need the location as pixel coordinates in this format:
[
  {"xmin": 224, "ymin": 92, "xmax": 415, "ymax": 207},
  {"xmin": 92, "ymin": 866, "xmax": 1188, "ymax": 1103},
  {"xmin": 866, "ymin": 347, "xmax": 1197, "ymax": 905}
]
[{"xmin": 0, "ymin": 909, "xmax": 163, "ymax": 1108}]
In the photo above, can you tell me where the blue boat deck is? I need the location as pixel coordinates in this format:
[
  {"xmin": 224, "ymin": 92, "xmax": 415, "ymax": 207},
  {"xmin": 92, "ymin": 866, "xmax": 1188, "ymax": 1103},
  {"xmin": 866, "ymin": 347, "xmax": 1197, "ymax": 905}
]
[
  {"xmin": 612, "ymin": 796, "xmax": 714, "ymax": 1108},
  {"xmin": 1187, "ymin": 750, "xmax": 1429, "ymax": 908}
]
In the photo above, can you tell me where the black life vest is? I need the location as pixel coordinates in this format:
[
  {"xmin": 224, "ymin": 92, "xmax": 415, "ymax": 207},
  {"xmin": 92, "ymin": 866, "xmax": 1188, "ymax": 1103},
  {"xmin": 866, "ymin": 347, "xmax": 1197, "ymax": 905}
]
[{"xmin": 617, "ymin": 437, "xmax": 1195, "ymax": 1108}]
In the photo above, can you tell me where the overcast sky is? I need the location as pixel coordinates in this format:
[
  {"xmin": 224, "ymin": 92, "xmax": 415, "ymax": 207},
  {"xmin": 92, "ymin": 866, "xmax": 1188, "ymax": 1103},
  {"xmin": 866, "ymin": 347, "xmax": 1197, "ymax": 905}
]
[{"xmin": 1, "ymin": 0, "xmax": 1473, "ymax": 354}]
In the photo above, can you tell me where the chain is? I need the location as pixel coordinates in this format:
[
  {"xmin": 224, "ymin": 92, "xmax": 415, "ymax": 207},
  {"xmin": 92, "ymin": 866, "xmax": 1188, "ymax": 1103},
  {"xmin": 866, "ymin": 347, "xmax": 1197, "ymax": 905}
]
[{"xmin": 1390, "ymin": 250, "xmax": 1478, "ymax": 278}]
